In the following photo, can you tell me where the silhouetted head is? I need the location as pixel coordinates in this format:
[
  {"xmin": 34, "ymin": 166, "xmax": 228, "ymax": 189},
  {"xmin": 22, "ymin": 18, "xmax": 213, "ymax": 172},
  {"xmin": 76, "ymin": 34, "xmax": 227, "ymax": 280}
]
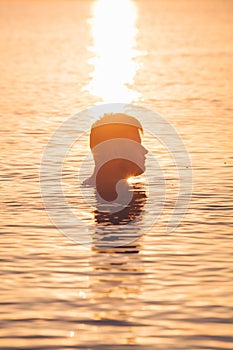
[{"xmin": 83, "ymin": 113, "xmax": 148, "ymax": 200}]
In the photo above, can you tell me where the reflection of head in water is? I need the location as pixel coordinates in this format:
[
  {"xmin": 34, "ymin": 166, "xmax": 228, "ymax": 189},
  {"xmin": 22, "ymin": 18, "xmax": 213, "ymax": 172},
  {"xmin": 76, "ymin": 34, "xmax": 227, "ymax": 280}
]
[
  {"xmin": 94, "ymin": 182, "xmax": 147, "ymax": 225},
  {"xmin": 93, "ymin": 182, "xmax": 147, "ymax": 251},
  {"xmin": 83, "ymin": 113, "xmax": 148, "ymax": 201}
]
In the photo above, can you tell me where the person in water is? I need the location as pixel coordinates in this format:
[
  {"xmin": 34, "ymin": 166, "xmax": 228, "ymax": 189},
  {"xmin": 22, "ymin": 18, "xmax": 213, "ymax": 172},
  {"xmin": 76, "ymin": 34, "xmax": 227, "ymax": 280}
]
[{"xmin": 83, "ymin": 113, "xmax": 148, "ymax": 202}]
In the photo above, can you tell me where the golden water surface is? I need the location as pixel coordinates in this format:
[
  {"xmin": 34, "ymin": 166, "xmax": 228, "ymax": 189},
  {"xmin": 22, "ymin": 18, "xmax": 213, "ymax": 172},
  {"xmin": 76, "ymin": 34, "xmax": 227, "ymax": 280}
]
[{"xmin": 0, "ymin": 0, "xmax": 233, "ymax": 349}]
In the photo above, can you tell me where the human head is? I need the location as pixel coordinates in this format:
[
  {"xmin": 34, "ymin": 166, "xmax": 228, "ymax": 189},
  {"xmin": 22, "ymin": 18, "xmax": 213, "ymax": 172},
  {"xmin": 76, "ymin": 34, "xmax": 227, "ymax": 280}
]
[{"xmin": 84, "ymin": 113, "xmax": 148, "ymax": 190}]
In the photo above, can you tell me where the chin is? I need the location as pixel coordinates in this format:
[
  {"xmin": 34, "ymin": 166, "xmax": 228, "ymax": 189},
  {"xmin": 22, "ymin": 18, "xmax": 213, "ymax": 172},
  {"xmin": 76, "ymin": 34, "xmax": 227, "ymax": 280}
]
[{"xmin": 134, "ymin": 165, "xmax": 145, "ymax": 177}]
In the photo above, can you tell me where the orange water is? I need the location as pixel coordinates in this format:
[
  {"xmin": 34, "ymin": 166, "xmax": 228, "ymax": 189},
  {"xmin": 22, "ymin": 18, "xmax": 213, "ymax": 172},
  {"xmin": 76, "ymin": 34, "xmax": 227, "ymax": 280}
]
[{"xmin": 0, "ymin": 0, "xmax": 232, "ymax": 349}]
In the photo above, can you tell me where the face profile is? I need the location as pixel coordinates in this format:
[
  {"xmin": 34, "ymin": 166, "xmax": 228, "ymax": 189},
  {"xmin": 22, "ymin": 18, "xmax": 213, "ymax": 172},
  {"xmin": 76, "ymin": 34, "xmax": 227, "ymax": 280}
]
[{"xmin": 83, "ymin": 113, "xmax": 148, "ymax": 201}]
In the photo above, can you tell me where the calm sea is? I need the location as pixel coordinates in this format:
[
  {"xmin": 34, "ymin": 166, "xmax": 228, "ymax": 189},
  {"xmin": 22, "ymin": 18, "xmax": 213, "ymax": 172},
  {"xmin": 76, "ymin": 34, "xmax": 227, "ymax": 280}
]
[{"xmin": 0, "ymin": 0, "xmax": 232, "ymax": 349}]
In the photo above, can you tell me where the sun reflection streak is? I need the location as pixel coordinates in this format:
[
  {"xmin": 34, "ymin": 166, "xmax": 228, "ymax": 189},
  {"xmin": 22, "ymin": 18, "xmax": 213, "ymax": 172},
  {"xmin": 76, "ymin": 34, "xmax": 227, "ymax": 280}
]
[{"xmin": 86, "ymin": 0, "xmax": 140, "ymax": 102}]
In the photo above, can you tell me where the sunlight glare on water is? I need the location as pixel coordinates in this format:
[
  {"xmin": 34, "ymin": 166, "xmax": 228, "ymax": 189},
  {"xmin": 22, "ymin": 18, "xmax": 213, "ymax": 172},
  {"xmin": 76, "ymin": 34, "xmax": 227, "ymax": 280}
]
[{"xmin": 86, "ymin": 0, "xmax": 140, "ymax": 103}]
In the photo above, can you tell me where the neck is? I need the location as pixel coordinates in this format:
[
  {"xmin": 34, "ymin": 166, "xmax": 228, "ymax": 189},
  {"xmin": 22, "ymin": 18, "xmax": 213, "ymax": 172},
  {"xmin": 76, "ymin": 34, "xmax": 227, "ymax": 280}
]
[{"xmin": 95, "ymin": 160, "xmax": 129, "ymax": 202}]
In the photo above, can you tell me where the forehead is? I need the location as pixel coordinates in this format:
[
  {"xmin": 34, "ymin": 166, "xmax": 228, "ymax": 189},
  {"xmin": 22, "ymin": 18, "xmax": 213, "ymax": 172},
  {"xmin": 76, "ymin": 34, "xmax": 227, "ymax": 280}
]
[{"xmin": 90, "ymin": 123, "xmax": 142, "ymax": 149}]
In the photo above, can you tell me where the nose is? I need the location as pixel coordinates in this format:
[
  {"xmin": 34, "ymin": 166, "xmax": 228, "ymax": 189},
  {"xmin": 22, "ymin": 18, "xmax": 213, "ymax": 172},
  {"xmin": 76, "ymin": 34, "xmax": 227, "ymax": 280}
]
[{"xmin": 142, "ymin": 145, "xmax": 148, "ymax": 155}]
